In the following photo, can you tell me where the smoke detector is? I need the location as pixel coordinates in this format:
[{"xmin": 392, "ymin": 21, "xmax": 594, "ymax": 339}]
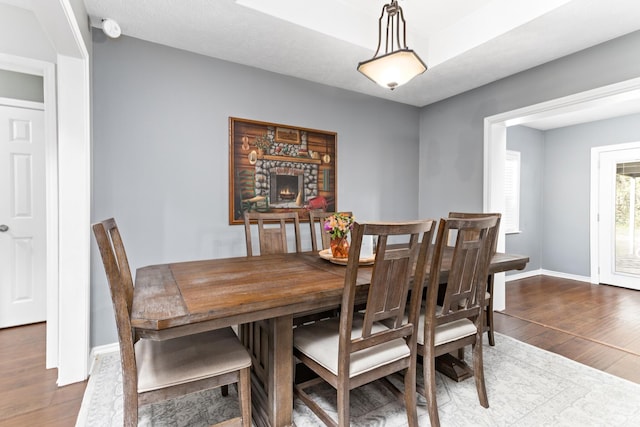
[{"xmin": 102, "ymin": 18, "xmax": 121, "ymax": 39}]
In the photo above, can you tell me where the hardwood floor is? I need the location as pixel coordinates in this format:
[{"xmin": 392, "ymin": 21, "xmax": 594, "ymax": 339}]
[
  {"xmin": 497, "ymin": 275, "xmax": 640, "ymax": 384},
  {"xmin": 1, "ymin": 275, "xmax": 639, "ymax": 426},
  {"xmin": 0, "ymin": 323, "xmax": 87, "ymax": 427}
]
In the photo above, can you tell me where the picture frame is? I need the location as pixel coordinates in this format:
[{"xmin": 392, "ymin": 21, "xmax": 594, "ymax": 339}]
[
  {"xmin": 229, "ymin": 117, "xmax": 337, "ymax": 224},
  {"xmin": 275, "ymin": 127, "xmax": 300, "ymax": 144}
]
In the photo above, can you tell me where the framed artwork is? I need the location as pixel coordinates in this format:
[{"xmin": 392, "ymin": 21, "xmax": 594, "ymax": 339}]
[{"xmin": 229, "ymin": 117, "xmax": 337, "ymax": 224}]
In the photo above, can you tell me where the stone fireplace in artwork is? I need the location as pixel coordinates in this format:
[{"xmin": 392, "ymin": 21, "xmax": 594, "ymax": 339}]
[
  {"xmin": 271, "ymin": 169, "xmax": 304, "ymax": 204},
  {"xmin": 254, "ymin": 160, "xmax": 319, "ymax": 208}
]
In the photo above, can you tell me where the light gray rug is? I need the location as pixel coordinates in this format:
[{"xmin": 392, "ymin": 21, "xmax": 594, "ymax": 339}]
[{"xmin": 76, "ymin": 334, "xmax": 640, "ymax": 426}]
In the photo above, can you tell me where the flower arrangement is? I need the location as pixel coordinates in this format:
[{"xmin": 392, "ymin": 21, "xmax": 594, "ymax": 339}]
[
  {"xmin": 254, "ymin": 133, "xmax": 273, "ymax": 152},
  {"xmin": 324, "ymin": 212, "xmax": 354, "ymax": 239}
]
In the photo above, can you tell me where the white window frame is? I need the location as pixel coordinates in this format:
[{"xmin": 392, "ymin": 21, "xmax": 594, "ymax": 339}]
[{"xmin": 504, "ymin": 150, "xmax": 521, "ymax": 234}]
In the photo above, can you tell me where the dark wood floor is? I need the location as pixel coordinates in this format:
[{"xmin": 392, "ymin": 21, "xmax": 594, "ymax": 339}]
[
  {"xmin": 496, "ymin": 275, "xmax": 640, "ymax": 384},
  {"xmin": 0, "ymin": 322, "xmax": 87, "ymax": 426},
  {"xmin": 1, "ymin": 275, "xmax": 639, "ymax": 426}
]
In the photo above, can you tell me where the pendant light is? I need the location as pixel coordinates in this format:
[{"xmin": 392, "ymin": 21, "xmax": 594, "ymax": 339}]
[{"xmin": 357, "ymin": 1, "xmax": 426, "ymax": 90}]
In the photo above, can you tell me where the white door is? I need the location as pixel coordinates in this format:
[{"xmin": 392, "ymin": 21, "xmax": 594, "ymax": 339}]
[
  {"xmin": 599, "ymin": 146, "xmax": 640, "ymax": 289},
  {"xmin": 0, "ymin": 104, "xmax": 46, "ymax": 328}
]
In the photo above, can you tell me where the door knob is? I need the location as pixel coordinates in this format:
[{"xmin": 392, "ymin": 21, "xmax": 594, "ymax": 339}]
[{"xmin": 0, "ymin": 224, "xmax": 8, "ymax": 232}]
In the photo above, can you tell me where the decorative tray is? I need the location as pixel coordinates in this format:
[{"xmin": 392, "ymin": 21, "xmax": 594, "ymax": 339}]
[{"xmin": 318, "ymin": 249, "xmax": 375, "ymax": 266}]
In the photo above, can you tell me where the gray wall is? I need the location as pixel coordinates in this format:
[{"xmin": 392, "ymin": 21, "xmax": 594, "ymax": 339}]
[
  {"xmin": 90, "ymin": 33, "xmax": 421, "ymax": 346},
  {"xmin": 542, "ymin": 113, "xmax": 640, "ymax": 275},
  {"xmin": 91, "ymin": 28, "xmax": 640, "ymax": 347},
  {"xmin": 0, "ymin": 69, "xmax": 43, "ymax": 102},
  {"xmin": 504, "ymin": 113, "xmax": 640, "ymax": 277},
  {"xmin": 506, "ymin": 126, "xmax": 544, "ymax": 273},
  {"xmin": 419, "ymin": 30, "xmax": 640, "ymax": 221},
  {"xmin": 419, "ymin": 30, "xmax": 640, "ymax": 277}
]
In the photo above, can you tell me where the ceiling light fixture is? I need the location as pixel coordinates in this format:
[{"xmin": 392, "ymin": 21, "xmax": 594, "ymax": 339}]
[
  {"xmin": 357, "ymin": 1, "xmax": 427, "ymax": 90},
  {"xmin": 102, "ymin": 18, "xmax": 121, "ymax": 39}
]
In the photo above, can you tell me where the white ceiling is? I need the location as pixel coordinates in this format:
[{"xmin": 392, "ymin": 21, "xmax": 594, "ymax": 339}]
[{"xmin": 56, "ymin": 0, "xmax": 640, "ymax": 127}]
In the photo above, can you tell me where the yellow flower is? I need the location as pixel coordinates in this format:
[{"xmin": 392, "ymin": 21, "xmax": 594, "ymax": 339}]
[{"xmin": 323, "ymin": 212, "xmax": 354, "ymax": 239}]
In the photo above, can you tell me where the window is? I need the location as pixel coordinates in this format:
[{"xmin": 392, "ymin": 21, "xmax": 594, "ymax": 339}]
[{"xmin": 504, "ymin": 150, "xmax": 521, "ymax": 233}]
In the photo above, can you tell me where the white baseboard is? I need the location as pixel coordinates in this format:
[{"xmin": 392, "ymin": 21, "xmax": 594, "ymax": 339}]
[
  {"xmin": 506, "ymin": 268, "xmax": 592, "ymax": 283},
  {"xmin": 88, "ymin": 342, "xmax": 119, "ymax": 375},
  {"xmin": 540, "ymin": 269, "xmax": 592, "ymax": 283},
  {"xmin": 506, "ymin": 269, "xmax": 542, "ymax": 281}
]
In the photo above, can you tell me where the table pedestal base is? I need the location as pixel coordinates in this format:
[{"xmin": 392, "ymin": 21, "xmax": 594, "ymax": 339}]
[{"xmin": 435, "ymin": 353, "xmax": 473, "ymax": 382}]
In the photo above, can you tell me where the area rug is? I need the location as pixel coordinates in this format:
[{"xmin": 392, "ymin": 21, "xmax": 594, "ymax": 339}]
[{"xmin": 76, "ymin": 333, "xmax": 640, "ymax": 426}]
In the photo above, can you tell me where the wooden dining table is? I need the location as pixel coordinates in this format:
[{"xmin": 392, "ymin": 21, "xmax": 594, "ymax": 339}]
[{"xmin": 132, "ymin": 249, "xmax": 528, "ymax": 427}]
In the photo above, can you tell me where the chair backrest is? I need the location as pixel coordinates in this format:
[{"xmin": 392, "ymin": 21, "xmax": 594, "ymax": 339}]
[
  {"xmin": 448, "ymin": 212, "xmax": 501, "ymax": 256},
  {"xmin": 424, "ymin": 217, "xmax": 498, "ymax": 336},
  {"xmin": 339, "ymin": 220, "xmax": 436, "ymax": 368},
  {"xmin": 308, "ymin": 210, "xmax": 353, "ymax": 252},
  {"xmin": 243, "ymin": 211, "xmax": 302, "ymax": 256},
  {"xmin": 92, "ymin": 218, "xmax": 138, "ymax": 407}
]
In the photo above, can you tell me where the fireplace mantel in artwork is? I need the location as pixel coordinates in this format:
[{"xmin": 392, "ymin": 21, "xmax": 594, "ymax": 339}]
[
  {"xmin": 262, "ymin": 155, "xmax": 321, "ymax": 165},
  {"xmin": 229, "ymin": 117, "xmax": 337, "ymax": 224}
]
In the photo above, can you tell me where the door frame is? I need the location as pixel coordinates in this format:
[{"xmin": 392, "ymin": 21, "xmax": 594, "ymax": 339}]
[
  {"xmin": 484, "ymin": 76, "xmax": 640, "ymax": 310},
  {"xmin": 0, "ymin": 0, "xmax": 91, "ymax": 385},
  {"xmin": 591, "ymin": 141, "xmax": 640, "ymax": 286},
  {"xmin": 0, "ymin": 54, "xmax": 59, "ymax": 368}
]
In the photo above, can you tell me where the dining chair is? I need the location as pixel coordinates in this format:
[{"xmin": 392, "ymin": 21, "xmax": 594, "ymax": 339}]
[
  {"xmin": 242, "ymin": 210, "xmax": 313, "ymax": 389},
  {"xmin": 92, "ymin": 218, "xmax": 252, "ymax": 427},
  {"xmin": 418, "ymin": 216, "xmax": 498, "ymax": 427},
  {"xmin": 308, "ymin": 210, "xmax": 353, "ymax": 252},
  {"xmin": 293, "ymin": 219, "xmax": 436, "ymax": 427},
  {"xmin": 243, "ymin": 211, "xmax": 302, "ymax": 256},
  {"xmin": 448, "ymin": 212, "xmax": 501, "ymax": 346}
]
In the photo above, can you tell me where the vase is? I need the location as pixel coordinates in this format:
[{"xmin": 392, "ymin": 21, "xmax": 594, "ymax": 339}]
[{"xmin": 330, "ymin": 236, "xmax": 349, "ymax": 259}]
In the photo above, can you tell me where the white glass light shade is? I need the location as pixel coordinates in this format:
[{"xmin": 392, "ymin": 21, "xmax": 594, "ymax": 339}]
[{"xmin": 357, "ymin": 49, "xmax": 426, "ymax": 90}]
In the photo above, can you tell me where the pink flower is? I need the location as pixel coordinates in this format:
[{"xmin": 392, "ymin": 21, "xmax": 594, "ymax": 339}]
[{"xmin": 324, "ymin": 212, "xmax": 354, "ymax": 239}]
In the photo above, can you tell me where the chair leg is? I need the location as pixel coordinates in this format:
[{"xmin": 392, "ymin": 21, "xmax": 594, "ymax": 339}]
[
  {"xmin": 486, "ymin": 275, "xmax": 495, "ymax": 346},
  {"xmin": 403, "ymin": 365, "xmax": 419, "ymax": 427},
  {"xmin": 472, "ymin": 337, "xmax": 489, "ymax": 408},
  {"xmin": 123, "ymin": 379, "xmax": 138, "ymax": 427},
  {"xmin": 486, "ymin": 305, "xmax": 495, "ymax": 346},
  {"xmin": 238, "ymin": 367, "xmax": 252, "ymax": 426},
  {"xmin": 221, "ymin": 384, "xmax": 229, "ymax": 396},
  {"xmin": 337, "ymin": 381, "xmax": 349, "ymax": 427},
  {"xmin": 423, "ymin": 354, "xmax": 440, "ymax": 427}
]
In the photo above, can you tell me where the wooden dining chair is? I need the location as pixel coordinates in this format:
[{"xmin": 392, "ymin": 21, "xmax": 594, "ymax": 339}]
[
  {"xmin": 448, "ymin": 212, "xmax": 501, "ymax": 346},
  {"xmin": 243, "ymin": 211, "xmax": 302, "ymax": 256},
  {"xmin": 293, "ymin": 220, "xmax": 436, "ymax": 427},
  {"xmin": 418, "ymin": 217, "xmax": 498, "ymax": 427},
  {"xmin": 92, "ymin": 218, "xmax": 252, "ymax": 427},
  {"xmin": 242, "ymin": 211, "xmax": 309, "ymax": 391},
  {"xmin": 308, "ymin": 210, "xmax": 353, "ymax": 252}
]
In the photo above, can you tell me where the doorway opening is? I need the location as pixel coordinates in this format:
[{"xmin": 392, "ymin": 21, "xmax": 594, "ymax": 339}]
[{"xmin": 484, "ymin": 76, "xmax": 640, "ymax": 310}]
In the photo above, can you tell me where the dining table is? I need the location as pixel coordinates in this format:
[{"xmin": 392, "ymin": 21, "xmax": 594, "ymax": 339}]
[{"xmin": 132, "ymin": 249, "xmax": 529, "ymax": 427}]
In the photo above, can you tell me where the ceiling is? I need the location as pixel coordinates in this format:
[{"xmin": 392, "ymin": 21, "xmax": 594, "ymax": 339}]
[{"xmin": 19, "ymin": 0, "xmax": 640, "ymax": 128}]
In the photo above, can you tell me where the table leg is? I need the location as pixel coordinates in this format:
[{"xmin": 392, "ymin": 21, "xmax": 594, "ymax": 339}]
[
  {"xmin": 268, "ymin": 315, "xmax": 294, "ymax": 427},
  {"xmin": 435, "ymin": 354, "xmax": 473, "ymax": 382}
]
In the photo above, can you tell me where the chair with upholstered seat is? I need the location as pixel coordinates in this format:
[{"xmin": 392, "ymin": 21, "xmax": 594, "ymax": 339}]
[
  {"xmin": 308, "ymin": 210, "xmax": 353, "ymax": 252},
  {"xmin": 93, "ymin": 218, "xmax": 252, "ymax": 427},
  {"xmin": 418, "ymin": 217, "xmax": 497, "ymax": 427},
  {"xmin": 293, "ymin": 220, "xmax": 436, "ymax": 427},
  {"xmin": 243, "ymin": 211, "xmax": 301, "ymax": 256},
  {"xmin": 448, "ymin": 212, "xmax": 501, "ymax": 346}
]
